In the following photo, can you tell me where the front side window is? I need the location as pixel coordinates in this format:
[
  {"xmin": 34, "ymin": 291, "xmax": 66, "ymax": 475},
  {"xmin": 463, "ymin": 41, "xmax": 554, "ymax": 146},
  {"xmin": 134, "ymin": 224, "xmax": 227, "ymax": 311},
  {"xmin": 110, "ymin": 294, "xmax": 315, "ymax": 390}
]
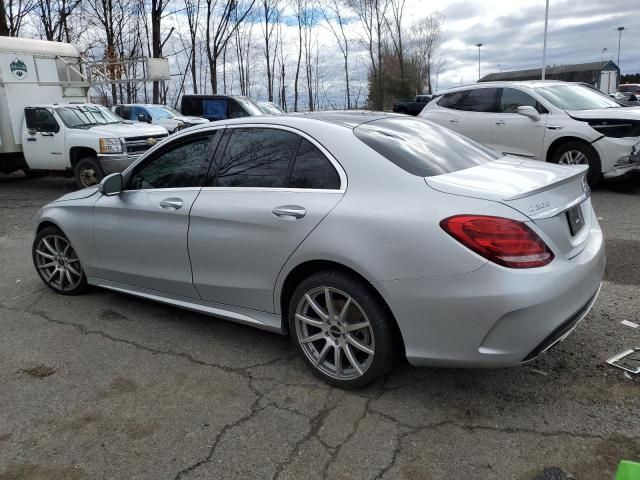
[
  {"xmin": 499, "ymin": 88, "xmax": 547, "ymax": 113},
  {"xmin": 212, "ymin": 128, "xmax": 299, "ymax": 188},
  {"xmin": 459, "ymin": 88, "xmax": 499, "ymax": 112},
  {"xmin": 289, "ymin": 139, "xmax": 340, "ymax": 189},
  {"xmin": 129, "ymin": 136, "xmax": 213, "ymax": 190},
  {"xmin": 354, "ymin": 117, "xmax": 500, "ymax": 177},
  {"xmin": 25, "ymin": 107, "xmax": 59, "ymax": 133}
]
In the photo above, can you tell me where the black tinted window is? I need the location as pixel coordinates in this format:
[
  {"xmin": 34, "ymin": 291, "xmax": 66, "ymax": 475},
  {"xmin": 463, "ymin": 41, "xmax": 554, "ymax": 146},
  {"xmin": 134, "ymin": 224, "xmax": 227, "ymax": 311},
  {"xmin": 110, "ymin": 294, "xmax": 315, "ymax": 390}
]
[
  {"xmin": 499, "ymin": 88, "xmax": 547, "ymax": 113},
  {"xmin": 354, "ymin": 117, "xmax": 500, "ymax": 177},
  {"xmin": 129, "ymin": 136, "xmax": 212, "ymax": 189},
  {"xmin": 213, "ymin": 128, "xmax": 298, "ymax": 187},
  {"xmin": 437, "ymin": 91, "xmax": 465, "ymax": 109},
  {"xmin": 289, "ymin": 139, "xmax": 340, "ymax": 189},
  {"xmin": 459, "ymin": 88, "xmax": 498, "ymax": 112},
  {"xmin": 25, "ymin": 108, "xmax": 59, "ymax": 132}
]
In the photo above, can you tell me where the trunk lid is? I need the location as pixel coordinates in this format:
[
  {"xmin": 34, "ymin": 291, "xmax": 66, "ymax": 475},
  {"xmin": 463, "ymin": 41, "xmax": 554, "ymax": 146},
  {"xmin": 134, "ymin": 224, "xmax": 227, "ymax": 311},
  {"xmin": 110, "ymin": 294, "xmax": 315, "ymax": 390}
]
[{"xmin": 426, "ymin": 157, "xmax": 592, "ymax": 258}]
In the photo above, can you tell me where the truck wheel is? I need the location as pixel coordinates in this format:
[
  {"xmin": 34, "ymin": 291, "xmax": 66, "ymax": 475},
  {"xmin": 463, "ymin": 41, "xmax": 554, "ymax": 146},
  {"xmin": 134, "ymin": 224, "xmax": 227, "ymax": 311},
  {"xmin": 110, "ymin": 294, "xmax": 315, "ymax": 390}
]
[{"xmin": 74, "ymin": 157, "xmax": 103, "ymax": 189}]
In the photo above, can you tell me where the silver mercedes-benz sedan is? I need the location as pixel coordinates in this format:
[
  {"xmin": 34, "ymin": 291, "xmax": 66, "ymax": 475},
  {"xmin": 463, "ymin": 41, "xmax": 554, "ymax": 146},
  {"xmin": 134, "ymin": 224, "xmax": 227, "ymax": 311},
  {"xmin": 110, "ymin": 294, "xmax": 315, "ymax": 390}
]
[{"xmin": 32, "ymin": 112, "xmax": 605, "ymax": 388}]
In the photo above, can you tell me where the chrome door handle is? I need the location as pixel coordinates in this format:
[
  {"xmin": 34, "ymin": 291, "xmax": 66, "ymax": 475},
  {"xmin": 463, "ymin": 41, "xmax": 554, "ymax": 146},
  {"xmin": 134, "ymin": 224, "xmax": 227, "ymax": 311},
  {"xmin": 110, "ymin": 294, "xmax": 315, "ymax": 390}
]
[
  {"xmin": 159, "ymin": 198, "xmax": 183, "ymax": 210},
  {"xmin": 495, "ymin": 120, "xmax": 506, "ymax": 125},
  {"xmin": 272, "ymin": 205, "xmax": 306, "ymax": 219},
  {"xmin": 448, "ymin": 119, "xmax": 459, "ymax": 123}
]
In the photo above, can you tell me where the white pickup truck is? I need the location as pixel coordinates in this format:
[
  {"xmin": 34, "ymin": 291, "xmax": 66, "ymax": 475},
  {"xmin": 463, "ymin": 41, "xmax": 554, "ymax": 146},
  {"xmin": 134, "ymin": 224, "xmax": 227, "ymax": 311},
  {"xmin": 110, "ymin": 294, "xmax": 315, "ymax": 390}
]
[{"xmin": 0, "ymin": 37, "xmax": 169, "ymax": 188}]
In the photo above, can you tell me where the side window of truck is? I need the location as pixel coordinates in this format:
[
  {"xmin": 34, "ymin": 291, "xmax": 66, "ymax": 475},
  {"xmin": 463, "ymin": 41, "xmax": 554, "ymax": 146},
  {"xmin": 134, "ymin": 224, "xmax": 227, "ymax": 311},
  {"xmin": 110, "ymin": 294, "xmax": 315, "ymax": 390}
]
[{"xmin": 25, "ymin": 107, "xmax": 59, "ymax": 133}]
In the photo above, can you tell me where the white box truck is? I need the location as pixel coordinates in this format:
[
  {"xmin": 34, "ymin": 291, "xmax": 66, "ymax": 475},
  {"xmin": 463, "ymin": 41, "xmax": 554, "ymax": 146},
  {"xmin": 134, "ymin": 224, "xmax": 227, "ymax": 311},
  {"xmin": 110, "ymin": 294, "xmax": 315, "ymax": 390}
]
[{"xmin": 0, "ymin": 37, "xmax": 169, "ymax": 188}]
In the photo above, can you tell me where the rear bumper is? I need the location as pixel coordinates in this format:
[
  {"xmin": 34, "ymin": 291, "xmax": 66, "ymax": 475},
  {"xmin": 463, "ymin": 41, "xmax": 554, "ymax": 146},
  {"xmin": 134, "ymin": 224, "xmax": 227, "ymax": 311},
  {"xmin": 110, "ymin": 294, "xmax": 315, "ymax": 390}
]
[
  {"xmin": 375, "ymin": 218, "xmax": 606, "ymax": 367},
  {"xmin": 593, "ymin": 136, "xmax": 640, "ymax": 178}
]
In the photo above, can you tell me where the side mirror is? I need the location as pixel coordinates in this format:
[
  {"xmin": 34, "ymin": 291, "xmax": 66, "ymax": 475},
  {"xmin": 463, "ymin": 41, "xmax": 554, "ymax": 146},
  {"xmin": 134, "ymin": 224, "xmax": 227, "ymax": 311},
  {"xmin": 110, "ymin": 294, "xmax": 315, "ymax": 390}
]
[
  {"xmin": 99, "ymin": 173, "xmax": 123, "ymax": 196},
  {"xmin": 517, "ymin": 105, "xmax": 541, "ymax": 121},
  {"xmin": 138, "ymin": 113, "xmax": 150, "ymax": 123}
]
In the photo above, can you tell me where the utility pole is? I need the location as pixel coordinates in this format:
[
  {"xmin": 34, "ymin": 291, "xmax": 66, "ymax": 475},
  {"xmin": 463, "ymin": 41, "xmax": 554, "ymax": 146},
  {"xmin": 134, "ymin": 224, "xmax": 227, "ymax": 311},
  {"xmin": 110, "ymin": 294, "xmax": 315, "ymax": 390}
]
[
  {"xmin": 617, "ymin": 27, "xmax": 625, "ymax": 69},
  {"xmin": 541, "ymin": 0, "xmax": 549, "ymax": 80},
  {"xmin": 602, "ymin": 48, "xmax": 607, "ymax": 64},
  {"xmin": 475, "ymin": 43, "xmax": 483, "ymax": 81}
]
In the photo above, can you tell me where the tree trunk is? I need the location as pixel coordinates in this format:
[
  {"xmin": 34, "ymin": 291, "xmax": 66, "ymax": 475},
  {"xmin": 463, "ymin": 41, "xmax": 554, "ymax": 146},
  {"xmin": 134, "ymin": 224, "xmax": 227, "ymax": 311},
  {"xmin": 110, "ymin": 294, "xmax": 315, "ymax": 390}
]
[{"xmin": 0, "ymin": 0, "xmax": 10, "ymax": 36}]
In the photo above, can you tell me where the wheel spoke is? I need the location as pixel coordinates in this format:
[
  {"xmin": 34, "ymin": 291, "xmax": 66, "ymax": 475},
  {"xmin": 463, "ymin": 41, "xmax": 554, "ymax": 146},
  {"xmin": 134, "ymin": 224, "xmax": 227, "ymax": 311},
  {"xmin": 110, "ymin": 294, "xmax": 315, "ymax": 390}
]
[
  {"xmin": 36, "ymin": 249, "xmax": 55, "ymax": 260},
  {"xmin": 315, "ymin": 341, "xmax": 332, "ymax": 366},
  {"xmin": 64, "ymin": 269, "xmax": 74, "ymax": 285},
  {"xmin": 300, "ymin": 332, "xmax": 326, "ymax": 344},
  {"xmin": 324, "ymin": 287, "xmax": 336, "ymax": 318},
  {"xmin": 343, "ymin": 344, "xmax": 363, "ymax": 375},
  {"xmin": 38, "ymin": 261, "xmax": 57, "ymax": 269},
  {"xmin": 67, "ymin": 258, "xmax": 80, "ymax": 264},
  {"xmin": 58, "ymin": 269, "xmax": 65, "ymax": 289},
  {"xmin": 334, "ymin": 345, "xmax": 342, "ymax": 379},
  {"xmin": 67, "ymin": 264, "xmax": 82, "ymax": 277},
  {"xmin": 305, "ymin": 293, "xmax": 329, "ymax": 321},
  {"xmin": 42, "ymin": 238, "xmax": 57, "ymax": 255},
  {"xmin": 338, "ymin": 296, "xmax": 352, "ymax": 324},
  {"xmin": 344, "ymin": 321, "xmax": 370, "ymax": 332},
  {"xmin": 54, "ymin": 236, "xmax": 63, "ymax": 255},
  {"xmin": 295, "ymin": 313, "xmax": 324, "ymax": 328},
  {"xmin": 347, "ymin": 334, "xmax": 374, "ymax": 355}
]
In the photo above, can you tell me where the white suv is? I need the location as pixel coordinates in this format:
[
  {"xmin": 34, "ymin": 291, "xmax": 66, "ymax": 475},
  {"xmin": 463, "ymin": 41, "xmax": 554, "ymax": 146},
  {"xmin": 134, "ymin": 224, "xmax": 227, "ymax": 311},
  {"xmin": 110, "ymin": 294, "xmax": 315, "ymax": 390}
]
[{"xmin": 420, "ymin": 80, "xmax": 640, "ymax": 186}]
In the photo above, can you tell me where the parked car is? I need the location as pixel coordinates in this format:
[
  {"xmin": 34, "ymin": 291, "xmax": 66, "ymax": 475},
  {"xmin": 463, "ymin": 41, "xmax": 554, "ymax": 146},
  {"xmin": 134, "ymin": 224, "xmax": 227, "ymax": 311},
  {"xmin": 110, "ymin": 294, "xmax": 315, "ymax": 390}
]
[
  {"xmin": 180, "ymin": 94, "xmax": 264, "ymax": 121},
  {"xmin": 258, "ymin": 101, "xmax": 285, "ymax": 115},
  {"xmin": 32, "ymin": 112, "xmax": 604, "ymax": 388},
  {"xmin": 611, "ymin": 92, "xmax": 640, "ymax": 107},
  {"xmin": 420, "ymin": 80, "xmax": 640, "ymax": 186},
  {"xmin": 112, "ymin": 104, "xmax": 209, "ymax": 133},
  {"xmin": 619, "ymin": 84, "xmax": 640, "ymax": 96},
  {"xmin": 392, "ymin": 94, "xmax": 432, "ymax": 115}
]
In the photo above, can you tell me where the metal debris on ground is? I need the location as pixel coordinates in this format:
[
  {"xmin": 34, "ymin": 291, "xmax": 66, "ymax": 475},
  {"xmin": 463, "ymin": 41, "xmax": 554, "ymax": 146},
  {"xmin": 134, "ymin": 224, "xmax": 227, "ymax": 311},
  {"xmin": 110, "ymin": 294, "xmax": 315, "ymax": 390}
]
[
  {"xmin": 621, "ymin": 320, "xmax": 639, "ymax": 329},
  {"xmin": 606, "ymin": 348, "xmax": 640, "ymax": 374}
]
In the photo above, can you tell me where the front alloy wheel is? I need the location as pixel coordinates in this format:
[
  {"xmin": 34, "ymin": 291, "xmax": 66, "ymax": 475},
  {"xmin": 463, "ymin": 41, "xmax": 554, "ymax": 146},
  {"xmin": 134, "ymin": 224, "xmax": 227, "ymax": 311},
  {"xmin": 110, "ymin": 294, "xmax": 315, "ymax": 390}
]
[
  {"xmin": 33, "ymin": 226, "xmax": 88, "ymax": 295},
  {"xmin": 289, "ymin": 271, "xmax": 397, "ymax": 388}
]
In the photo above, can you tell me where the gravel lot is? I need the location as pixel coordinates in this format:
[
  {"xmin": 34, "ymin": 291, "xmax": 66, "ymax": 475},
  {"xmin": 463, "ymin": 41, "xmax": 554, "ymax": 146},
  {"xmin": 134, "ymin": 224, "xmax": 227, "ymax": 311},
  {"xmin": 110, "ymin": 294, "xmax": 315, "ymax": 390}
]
[{"xmin": 1, "ymin": 173, "xmax": 639, "ymax": 480}]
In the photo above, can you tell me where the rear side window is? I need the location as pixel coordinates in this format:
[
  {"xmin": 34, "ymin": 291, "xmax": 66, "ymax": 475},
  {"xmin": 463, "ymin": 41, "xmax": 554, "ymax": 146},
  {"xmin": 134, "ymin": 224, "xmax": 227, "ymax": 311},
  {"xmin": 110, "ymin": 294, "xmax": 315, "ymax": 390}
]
[
  {"xmin": 459, "ymin": 88, "xmax": 499, "ymax": 112},
  {"xmin": 437, "ymin": 91, "xmax": 466, "ymax": 109},
  {"xmin": 203, "ymin": 99, "xmax": 227, "ymax": 120},
  {"xmin": 289, "ymin": 139, "xmax": 340, "ymax": 189},
  {"xmin": 353, "ymin": 117, "xmax": 500, "ymax": 177},
  {"xmin": 213, "ymin": 128, "xmax": 298, "ymax": 187}
]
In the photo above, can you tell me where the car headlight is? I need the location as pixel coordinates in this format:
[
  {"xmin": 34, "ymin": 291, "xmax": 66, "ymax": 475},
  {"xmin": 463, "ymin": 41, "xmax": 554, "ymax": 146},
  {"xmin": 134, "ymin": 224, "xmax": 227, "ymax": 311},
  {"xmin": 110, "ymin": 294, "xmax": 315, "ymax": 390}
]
[{"xmin": 99, "ymin": 138, "xmax": 123, "ymax": 154}]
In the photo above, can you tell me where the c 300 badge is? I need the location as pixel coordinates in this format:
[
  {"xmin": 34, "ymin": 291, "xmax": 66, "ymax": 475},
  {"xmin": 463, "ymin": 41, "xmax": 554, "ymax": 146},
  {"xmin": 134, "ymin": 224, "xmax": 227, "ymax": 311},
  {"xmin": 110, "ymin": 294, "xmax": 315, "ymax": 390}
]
[{"xmin": 528, "ymin": 200, "xmax": 550, "ymax": 213}]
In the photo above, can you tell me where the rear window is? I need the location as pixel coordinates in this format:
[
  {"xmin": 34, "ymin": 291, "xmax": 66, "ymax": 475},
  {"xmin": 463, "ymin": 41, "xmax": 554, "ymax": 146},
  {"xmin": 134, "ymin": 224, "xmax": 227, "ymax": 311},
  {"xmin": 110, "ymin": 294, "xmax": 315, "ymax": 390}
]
[{"xmin": 353, "ymin": 117, "xmax": 501, "ymax": 177}]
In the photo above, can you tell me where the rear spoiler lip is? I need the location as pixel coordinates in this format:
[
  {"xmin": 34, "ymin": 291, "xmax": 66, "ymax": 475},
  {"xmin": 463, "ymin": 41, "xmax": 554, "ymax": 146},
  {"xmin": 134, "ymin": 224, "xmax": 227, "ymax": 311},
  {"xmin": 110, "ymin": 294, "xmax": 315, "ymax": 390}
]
[
  {"xmin": 503, "ymin": 164, "xmax": 588, "ymax": 201},
  {"xmin": 526, "ymin": 191, "xmax": 590, "ymax": 220}
]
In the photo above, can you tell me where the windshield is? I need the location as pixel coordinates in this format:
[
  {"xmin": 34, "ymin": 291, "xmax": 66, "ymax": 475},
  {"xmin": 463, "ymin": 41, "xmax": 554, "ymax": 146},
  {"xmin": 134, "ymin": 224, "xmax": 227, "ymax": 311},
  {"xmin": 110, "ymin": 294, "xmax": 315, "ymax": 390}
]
[
  {"xmin": 259, "ymin": 102, "xmax": 283, "ymax": 115},
  {"xmin": 56, "ymin": 105, "xmax": 124, "ymax": 128},
  {"xmin": 162, "ymin": 106, "xmax": 182, "ymax": 116},
  {"xmin": 534, "ymin": 84, "xmax": 620, "ymax": 110},
  {"xmin": 146, "ymin": 106, "xmax": 174, "ymax": 119},
  {"xmin": 235, "ymin": 97, "xmax": 264, "ymax": 116}
]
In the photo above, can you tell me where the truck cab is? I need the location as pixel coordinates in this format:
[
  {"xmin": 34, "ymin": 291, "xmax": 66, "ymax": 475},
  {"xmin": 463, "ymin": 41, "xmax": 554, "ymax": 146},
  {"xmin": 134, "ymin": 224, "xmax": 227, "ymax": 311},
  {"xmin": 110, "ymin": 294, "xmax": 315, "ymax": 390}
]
[{"xmin": 21, "ymin": 104, "xmax": 168, "ymax": 188}]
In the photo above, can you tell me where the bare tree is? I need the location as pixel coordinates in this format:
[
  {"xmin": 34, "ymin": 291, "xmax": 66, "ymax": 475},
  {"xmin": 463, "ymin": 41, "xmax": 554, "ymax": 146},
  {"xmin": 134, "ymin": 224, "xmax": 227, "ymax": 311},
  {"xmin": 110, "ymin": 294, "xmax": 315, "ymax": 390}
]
[
  {"xmin": 386, "ymin": 0, "xmax": 405, "ymax": 92},
  {"xmin": 204, "ymin": 0, "xmax": 255, "ymax": 94},
  {"xmin": 37, "ymin": 0, "xmax": 82, "ymax": 42},
  {"xmin": 233, "ymin": 10, "xmax": 254, "ymax": 96},
  {"xmin": 183, "ymin": 0, "xmax": 201, "ymax": 94},
  {"xmin": 150, "ymin": 0, "xmax": 173, "ymax": 103},
  {"xmin": 259, "ymin": 0, "xmax": 279, "ymax": 102},
  {"xmin": 320, "ymin": 0, "xmax": 352, "ymax": 108},
  {"xmin": 2, "ymin": 0, "xmax": 37, "ymax": 36},
  {"xmin": 409, "ymin": 12, "xmax": 443, "ymax": 94},
  {"xmin": 290, "ymin": 0, "xmax": 304, "ymax": 111}
]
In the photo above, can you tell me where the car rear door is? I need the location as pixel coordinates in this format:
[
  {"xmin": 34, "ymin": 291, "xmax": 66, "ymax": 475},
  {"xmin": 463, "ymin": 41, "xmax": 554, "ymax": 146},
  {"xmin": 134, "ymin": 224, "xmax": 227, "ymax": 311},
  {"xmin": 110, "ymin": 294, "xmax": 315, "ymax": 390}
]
[
  {"xmin": 188, "ymin": 125, "xmax": 345, "ymax": 312},
  {"xmin": 92, "ymin": 131, "xmax": 222, "ymax": 298},
  {"xmin": 490, "ymin": 87, "xmax": 548, "ymax": 160}
]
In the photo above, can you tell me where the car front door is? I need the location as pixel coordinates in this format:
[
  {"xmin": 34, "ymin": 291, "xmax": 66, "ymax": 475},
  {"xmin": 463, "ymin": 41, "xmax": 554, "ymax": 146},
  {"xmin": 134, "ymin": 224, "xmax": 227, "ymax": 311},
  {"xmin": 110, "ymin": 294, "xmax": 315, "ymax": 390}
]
[
  {"xmin": 22, "ymin": 107, "xmax": 65, "ymax": 170},
  {"xmin": 92, "ymin": 131, "xmax": 222, "ymax": 298},
  {"xmin": 188, "ymin": 126, "xmax": 345, "ymax": 312},
  {"xmin": 491, "ymin": 88, "xmax": 548, "ymax": 160}
]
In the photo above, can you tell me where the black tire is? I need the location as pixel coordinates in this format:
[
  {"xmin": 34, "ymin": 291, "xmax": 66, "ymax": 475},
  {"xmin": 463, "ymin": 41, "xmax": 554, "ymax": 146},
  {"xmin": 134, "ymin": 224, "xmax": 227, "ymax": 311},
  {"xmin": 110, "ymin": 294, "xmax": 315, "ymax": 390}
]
[
  {"xmin": 549, "ymin": 140, "xmax": 601, "ymax": 188},
  {"xmin": 534, "ymin": 467, "xmax": 570, "ymax": 480},
  {"xmin": 32, "ymin": 226, "xmax": 88, "ymax": 295},
  {"xmin": 22, "ymin": 168, "xmax": 46, "ymax": 178},
  {"xmin": 288, "ymin": 270, "xmax": 398, "ymax": 389},
  {"xmin": 74, "ymin": 157, "xmax": 104, "ymax": 189}
]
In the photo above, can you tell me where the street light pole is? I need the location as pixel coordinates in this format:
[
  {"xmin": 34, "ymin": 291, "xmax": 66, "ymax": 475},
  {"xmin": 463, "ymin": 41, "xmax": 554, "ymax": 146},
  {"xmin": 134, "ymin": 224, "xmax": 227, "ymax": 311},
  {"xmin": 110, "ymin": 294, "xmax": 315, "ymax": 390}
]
[
  {"xmin": 617, "ymin": 27, "xmax": 625, "ymax": 69},
  {"xmin": 602, "ymin": 48, "xmax": 607, "ymax": 64},
  {"xmin": 541, "ymin": 0, "xmax": 549, "ymax": 80},
  {"xmin": 475, "ymin": 43, "xmax": 483, "ymax": 81}
]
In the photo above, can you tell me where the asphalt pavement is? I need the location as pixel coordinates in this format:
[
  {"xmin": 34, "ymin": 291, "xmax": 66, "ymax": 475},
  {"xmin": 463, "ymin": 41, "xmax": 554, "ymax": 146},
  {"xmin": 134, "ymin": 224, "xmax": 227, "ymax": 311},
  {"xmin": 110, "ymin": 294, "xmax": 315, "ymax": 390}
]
[{"xmin": 1, "ymin": 172, "xmax": 639, "ymax": 480}]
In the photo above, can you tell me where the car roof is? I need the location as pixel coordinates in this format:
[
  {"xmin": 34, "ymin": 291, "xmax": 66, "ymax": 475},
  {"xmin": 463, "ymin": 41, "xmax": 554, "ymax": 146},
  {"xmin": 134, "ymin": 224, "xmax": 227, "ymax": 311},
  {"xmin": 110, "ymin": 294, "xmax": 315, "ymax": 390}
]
[
  {"xmin": 115, "ymin": 104, "xmax": 172, "ymax": 107},
  {"xmin": 31, "ymin": 103, "xmax": 104, "ymax": 108},
  {"xmin": 433, "ymin": 80, "xmax": 572, "ymax": 96}
]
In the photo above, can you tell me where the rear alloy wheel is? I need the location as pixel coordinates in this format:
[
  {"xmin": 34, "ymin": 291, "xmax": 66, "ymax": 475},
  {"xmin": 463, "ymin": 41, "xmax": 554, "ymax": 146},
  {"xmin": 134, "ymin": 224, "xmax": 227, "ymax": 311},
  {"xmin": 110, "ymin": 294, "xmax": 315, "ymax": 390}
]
[
  {"xmin": 33, "ymin": 226, "xmax": 88, "ymax": 295},
  {"xmin": 289, "ymin": 271, "xmax": 397, "ymax": 388},
  {"xmin": 550, "ymin": 141, "xmax": 601, "ymax": 188},
  {"xmin": 74, "ymin": 157, "xmax": 104, "ymax": 189}
]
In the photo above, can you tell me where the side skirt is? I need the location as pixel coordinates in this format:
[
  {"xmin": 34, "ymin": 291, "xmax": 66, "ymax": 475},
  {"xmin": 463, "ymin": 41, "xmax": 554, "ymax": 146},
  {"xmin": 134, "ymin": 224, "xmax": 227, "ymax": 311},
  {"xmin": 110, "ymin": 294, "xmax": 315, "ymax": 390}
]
[{"xmin": 87, "ymin": 277, "xmax": 285, "ymax": 334}]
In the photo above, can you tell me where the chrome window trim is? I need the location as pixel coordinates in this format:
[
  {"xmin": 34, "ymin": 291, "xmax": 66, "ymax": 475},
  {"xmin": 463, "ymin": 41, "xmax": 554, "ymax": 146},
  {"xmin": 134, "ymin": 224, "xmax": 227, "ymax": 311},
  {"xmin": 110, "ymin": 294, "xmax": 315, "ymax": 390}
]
[
  {"xmin": 218, "ymin": 123, "xmax": 348, "ymax": 191},
  {"xmin": 199, "ymin": 187, "xmax": 344, "ymax": 194}
]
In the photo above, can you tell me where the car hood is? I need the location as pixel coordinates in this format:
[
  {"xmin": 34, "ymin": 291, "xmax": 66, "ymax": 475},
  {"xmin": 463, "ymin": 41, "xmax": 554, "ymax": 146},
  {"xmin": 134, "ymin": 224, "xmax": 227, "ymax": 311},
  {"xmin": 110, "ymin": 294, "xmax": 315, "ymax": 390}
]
[
  {"xmin": 567, "ymin": 108, "xmax": 640, "ymax": 121},
  {"xmin": 174, "ymin": 115, "xmax": 209, "ymax": 124},
  {"xmin": 49, "ymin": 186, "xmax": 100, "ymax": 204},
  {"xmin": 88, "ymin": 123, "xmax": 168, "ymax": 137}
]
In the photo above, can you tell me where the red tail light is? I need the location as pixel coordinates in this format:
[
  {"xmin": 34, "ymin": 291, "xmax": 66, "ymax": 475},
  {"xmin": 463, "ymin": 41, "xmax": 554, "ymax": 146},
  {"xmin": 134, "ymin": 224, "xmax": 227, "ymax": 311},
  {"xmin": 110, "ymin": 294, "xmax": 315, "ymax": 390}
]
[{"xmin": 440, "ymin": 215, "xmax": 554, "ymax": 268}]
